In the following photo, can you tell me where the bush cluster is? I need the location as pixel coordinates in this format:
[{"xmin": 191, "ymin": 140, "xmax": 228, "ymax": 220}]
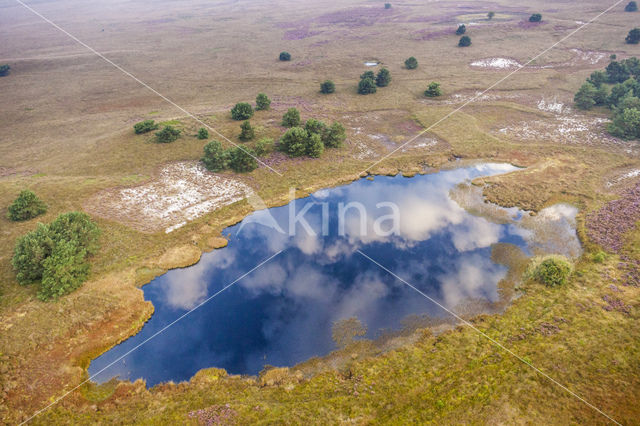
[
  {"xmin": 8, "ymin": 190, "xmax": 47, "ymax": 221},
  {"xmin": 256, "ymin": 93, "xmax": 271, "ymax": 110},
  {"xmin": 625, "ymin": 1, "xmax": 638, "ymax": 12},
  {"xmin": 279, "ymin": 51, "xmax": 291, "ymax": 61},
  {"xmin": 574, "ymin": 57, "xmax": 640, "ymax": 139},
  {"xmin": 529, "ymin": 13, "xmax": 542, "ymax": 22},
  {"xmin": 456, "ymin": 24, "xmax": 466, "ymax": 35},
  {"xmin": 0, "ymin": 64, "xmax": 10, "ymax": 76},
  {"xmin": 155, "ymin": 125, "xmax": 181, "ymax": 143},
  {"xmin": 12, "ymin": 212, "xmax": 100, "ymax": 300},
  {"xmin": 424, "ymin": 82, "xmax": 442, "ymax": 97},
  {"xmin": 404, "ymin": 57, "xmax": 418, "ymax": 70},
  {"xmin": 133, "ymin": 119, "xmax": 158, "ymax": 134},
  {"xmin": 320, "ymin": 80, "xmax": 335, "ymax": 94},
  {"xmin": 201, "ymin": 141, "xmax": 258, "ymax": 173},
  {"xmin": 239, "ymin": 120, "xmax": 255, "ymax": 141},
  {"xmin": 279, "ymin": 115, "xmax": 346, "ymax": 158},
  {"xmin": 458, "ymin": 35, "xmax": 471, "ymax": 47},
  {"xmin": 231, "ymin": 102, "xmax": 254, "ymax": 120},
  {"xmin": 197, "ymin": 127, "xmax": 209, "ymax": 139},
  {"xmin": 358, "ymin": 68, "xmax": 391, "ymax": 95},
  {"xmin": 526, "ymin": 255, "xmax": 573, "ymax": 287}
]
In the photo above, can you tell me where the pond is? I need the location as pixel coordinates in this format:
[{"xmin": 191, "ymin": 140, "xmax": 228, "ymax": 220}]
[{"xmin": 89, "ymin": 163, "xmax": 580, "ymax": 386}]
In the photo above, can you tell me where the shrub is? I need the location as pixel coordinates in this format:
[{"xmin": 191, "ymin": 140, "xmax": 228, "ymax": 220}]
[
  {"xmin": 320, "ymin": 80, "xmax": 335, "ymax": 94},
  {"xmin": 456, "ymin": 24, "xmax": 466, "ymax": 35},
  {"xmin": 282, "ymin": 107, "xmax": 301, "ymax": 127},
  {"xmin": 594, "ymin": 85, "xmax": 609, "ymax": 106},
  {"xmin": 254, "ymin": 138, "xmax": 274, "ymax": 156},
  {"xmin": 304, "ymin": 118, "xmax": 327, "ymax": 136},
  {"xmin": 231, "ymin": 102, "xmax": 254, "ymax": 120},
  {"xmin": 458, "ymin": 35, "xmax": 471, "ymax": 47},
  {"xmin": 306, "ymin": 133, "xmax": 324, "ymax": 158},
  {"xmin": 526, "ymin": 255, "xmax": 573, "ymax": 287},
  {"xmin": 358, "ymin": 78, "xmax": 377, "ymax": 94},
  {"xmin": 197, "ymin": 127, "xmax": 209, "ymax": 139},
  {"xmin": 279, "ymin": 127, "xmax": 309, "ymax": 157},
  {"xmin": 133, "ymin": 119, "xmax": 158, "ymax": 134},
  {"xmin": 384, "ymin": 3, "xmax": 391, "ymax": 9},
  {"xmin": 279, "ymin": 51, "xmax": 291, "ymax": 61},
  {"xmin": 404, "ymin": 56, "xmax": 418, "ymax": 70},
  {"xmin": 360, "ymin": 70, "xmax": 375, "ymax": 81},
  {"xmin": 8, "ymin": 190, "xmax": 47, "ymax": 221},
  {"xmin": 592, "ymin": 251, "xmax": 607, "ymax": 263},
  {"xmin": 574, "ymin": 82, "xmax": 597, "ymax": 110},
  {"xmin": 424, "ymin": 82, "xmax": 442, "ymax": 97},
  {"xmin": 608, "ymin": 107, "xmax": 640, "ymax": 139},
  {"xmin": 332, "ymin": 317, "xmax": 366, "ymax": 348},
  {"xmin": 239, "ymin": 120, "xmax": 255, "ymax": 141},
  {"xmin": 626, "ymin": 28, "xmax": 640, "ymax": 44},
  {"xmin": 201, "ymin": 140, "xmax": 229, "ymax": 172},
  {"xmin": 323, "ymin": 122, "xmax": 346, "ymax": 148},
  {"xmin": 256, "ymin": 93, "xmax": 271, "ymax": 110},
  {"xmin": 529, "ymin": 13, "xmax": 542, "ymax": 22},
  {"xmin": 375, "ymin": 68, "xmax": 391, "ymax": 87},
  {"xmin": 488, "ymin": 11, "xmax": 495, "ymax": 19},
  {"xmin": 587, "ymin": 70, "xmax": 607, "ymax": 87},
  {"xmin": 155, "ymin": 125, "xmax": 181, "ymax": 143},
  {"xmin": 11, "ymin": 212, "xmax": 100, "ymax": 299},
  {"xmin": 228, "ymin": 146, "xmax": 258, "ymax": 173},
  {"xmin": 0, "ymin": 64, "xmax": 10, "ymax": 76},
  {"xmin": 626, "ymin": 1, "xmax": 638, "ymax": 12}
]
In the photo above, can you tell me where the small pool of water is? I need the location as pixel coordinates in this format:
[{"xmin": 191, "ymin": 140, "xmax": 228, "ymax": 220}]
[{"xmin": 89, "ymin": 164, "xmax": 579, "ymax": 386}]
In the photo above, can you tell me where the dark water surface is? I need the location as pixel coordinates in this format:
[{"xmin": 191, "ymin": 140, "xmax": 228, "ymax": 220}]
[{"xmin": 90, "ymin": 164, "xmax": 570, "ymax": 386}]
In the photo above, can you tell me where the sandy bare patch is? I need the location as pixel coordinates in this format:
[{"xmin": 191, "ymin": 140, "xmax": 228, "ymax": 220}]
[
  {"xmin": 537, "ymin": 97, "xmax": 569, "ymax": 114},
  {"xmin": 470, "ymin": 57, "xmax": 522, "ymax": 69},
  {"xmin": 85, "ymin": 162, "xmax": 252, "ymax": 233}
]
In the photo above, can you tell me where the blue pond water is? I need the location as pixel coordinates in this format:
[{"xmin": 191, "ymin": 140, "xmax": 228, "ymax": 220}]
[{"xmin": 90, "ymin": 163, "xmax": 539, "ymax": 386}]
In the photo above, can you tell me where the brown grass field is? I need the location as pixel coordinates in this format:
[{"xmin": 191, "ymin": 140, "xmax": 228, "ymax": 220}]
[{"xmin": 1, "ymin": 0, "xmax": 640, "ymax": 423}]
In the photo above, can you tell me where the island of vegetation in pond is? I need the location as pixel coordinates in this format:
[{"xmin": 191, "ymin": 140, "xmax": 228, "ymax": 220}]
[{"xmin": 89, "ymin": 164, "xmax": 580, "ymax": 386}]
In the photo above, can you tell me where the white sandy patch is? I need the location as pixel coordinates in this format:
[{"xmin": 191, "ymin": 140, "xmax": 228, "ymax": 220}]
[
  {"xmin": 606, "ymin": 169, "xmax": 640, "ymax": 187},
  {"xmin": 569, "ymin": 48, "xmax": 606, "ymax": 65},
  {"xmin": 86, "ymin": 162, "xmax": 252, "ymax": 233},
  {"xmin": 470, "ymin": 58, "xmax": 522, "ymax": 69},
  {"xmin": 537, "ymin": 97, "xmax": 569, "ymax": 114}
]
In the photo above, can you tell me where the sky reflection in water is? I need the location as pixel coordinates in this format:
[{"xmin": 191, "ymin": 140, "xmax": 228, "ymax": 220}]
[{"xmin": 89, "ymin": 163, "xmax": 577, "ymax": 386}]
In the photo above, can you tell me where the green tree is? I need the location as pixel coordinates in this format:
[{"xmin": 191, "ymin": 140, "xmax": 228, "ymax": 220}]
[
  {"xmin": 623, "ymin": 57, "xmax": 640, "ymax": 79},
  {"xmin": 626, "ymin": 1, "xmax": 638, "ymax": 12},
  {"xmin": 594, "ymin": 85, "xmax": 609, "ymax": 105},
  {"xmin": 488, "ymin": 11, "xmax": 495, "ymax": 19},
  {"xmin": 323, "ymin": 122, "xmax": 346, "ymax": 148},
  {"xmin": 360, "ymin": 70, "xmax": 375, "ymax": 80},
  {"xmin": 358, "ymin": 78, "xmax": 377, "ymax": 94},
  {"xmin": 458, "ymin": 35, "xmax": 471, "ymax": 47},
  {"xmin": 133, "ymin": 119, "xmax": 158, "ymax": 134},
  {"xmin": 38, "ymin": 239, "xmax": 89, "ymax": 300},
  {"xmin": 48, "ymin": 212, "xmax": 101, "ymax": 255},
  {"xmin": 279, "ymin": 51, "xmax": 291, "ymax": 61},
  {"xmin": 306, "ymin": 133, "xmax": 324, "ymax": 158},
  {"xmin": 282, "ymin": 107, "xmax": 301, "ymax": 127},
  {"xmin": 404, "ymin": 56, "xmax": 418, "ymax": 70},
  {"xmin": 304, "ymin": 118, "xmax": 327, "ymax": 136},
  {"xmin": 231, "ymin": 102, "xmax": 254, "ymax": 120},
  {"xmin": 239, "ymin": 120, "xmax": 255, "ymax": 141},
  {"xmin": 254, "ymin": 138, "xmax": 274, "ymax": 156},
  {"xmin": 197, "ymin": 128, "xmax": 209, "ymax": 140},
  {"xmin": 606, "ymin": 61, "xmax": 631, "ymax": 83},
  {"xmin": 424, "ymin": 82, "xmax": 442, "ymax": 97},
  {"xmin": 529, "ymin": 13, "xmax": 542, "ymax": 22},
  {"xmin": 201, "ymin": 140, "xmax": 229, "ymax": 172},
  {"xmin": 8, "ymin": 190, "xmax": 47, "ymax": 221},
  {"xmin": 456, "ymin": 24, "xmax": 466, "ymax": 35},
  {"xmin": 608, "ymin": 79, "xmax": 635, "ymax": 106},
  {"xmin": 12, "ymin": 224, "xmax": 53, "ymax": 285},
  {"xmin": 228, "ymin": 146, "xmax": 258, "ymax": 172},
  {"xmin": 11, "ymin": 212, "xmax": 100, "ymax": 299},
  {"xmin": 626, "ymin": 28, "xmax": 640, "ymax": 44},
  {"xmin": 320, "ymin": 80, "xmax": 335, "ymax": 94},
  {"xmin": 280, "ymin": 127, "xmax": 309, "ymax": 157},
  {"xmin": 155, "ymin": 125, "xmax": 181, "ymax": 143},
  {"xmin": 574, "ymin": 82, "xmax": 597, "ymax": 110},
  {"xmin": 609, "ymin": 107, "xmax": 640, "ymax": 139},
  {"xmin": 0, "ymin": 64, "xmax": 10, "ymax": 76},
  {"xmin": 256, "ymin": 93, "xmax": 271, "ymax": 110},
  {"xmin": 587, "ymin": 70, "xmax": 607, "ymax": 87}
]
